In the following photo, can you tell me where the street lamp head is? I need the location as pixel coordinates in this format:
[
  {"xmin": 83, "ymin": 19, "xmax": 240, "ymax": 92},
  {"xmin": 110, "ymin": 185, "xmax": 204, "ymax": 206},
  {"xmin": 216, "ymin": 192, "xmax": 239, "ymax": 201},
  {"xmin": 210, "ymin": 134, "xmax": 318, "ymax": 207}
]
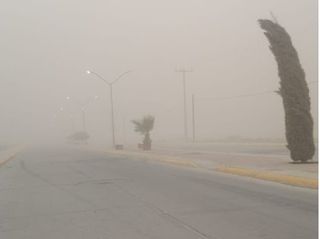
[
  {"xmin": 86, "ymin": 70, "xmax": 91, "ymax": 74},
  {"xmin": 66, "ymin": 96, "xmax": 71, "ymax": 100}
]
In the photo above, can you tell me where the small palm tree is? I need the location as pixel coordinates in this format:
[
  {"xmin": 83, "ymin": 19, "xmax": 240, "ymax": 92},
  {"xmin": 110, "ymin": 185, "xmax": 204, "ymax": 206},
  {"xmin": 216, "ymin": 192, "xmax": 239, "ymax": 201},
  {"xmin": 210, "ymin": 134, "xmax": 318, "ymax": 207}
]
[{"xmin": 132, "ymin": 115, "xmax": 155, "ymax": 150}]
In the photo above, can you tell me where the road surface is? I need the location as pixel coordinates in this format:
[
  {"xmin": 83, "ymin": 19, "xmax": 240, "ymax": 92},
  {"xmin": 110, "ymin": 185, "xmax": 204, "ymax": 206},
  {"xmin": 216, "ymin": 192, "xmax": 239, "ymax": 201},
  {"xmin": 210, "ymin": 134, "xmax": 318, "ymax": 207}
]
[{"xmin": 0, "ymin": 146, "xmax": 317, "ymax": 239}]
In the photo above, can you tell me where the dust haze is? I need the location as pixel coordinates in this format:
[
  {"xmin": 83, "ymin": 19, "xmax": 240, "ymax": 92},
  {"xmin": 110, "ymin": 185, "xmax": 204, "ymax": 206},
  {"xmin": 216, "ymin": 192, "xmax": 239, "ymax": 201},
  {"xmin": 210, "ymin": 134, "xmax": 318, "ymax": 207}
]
[{"xmin": 0, "ymin": 0, "xmax": 317, "ymax": 148}]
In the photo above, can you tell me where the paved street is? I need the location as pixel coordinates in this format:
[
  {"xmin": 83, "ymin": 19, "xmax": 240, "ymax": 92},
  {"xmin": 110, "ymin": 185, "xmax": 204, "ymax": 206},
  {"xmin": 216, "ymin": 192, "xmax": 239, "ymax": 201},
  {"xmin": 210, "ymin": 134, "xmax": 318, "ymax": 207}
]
[{"xmin": 0, "ymin": 146, "xmax": 317, "ymax": 239}]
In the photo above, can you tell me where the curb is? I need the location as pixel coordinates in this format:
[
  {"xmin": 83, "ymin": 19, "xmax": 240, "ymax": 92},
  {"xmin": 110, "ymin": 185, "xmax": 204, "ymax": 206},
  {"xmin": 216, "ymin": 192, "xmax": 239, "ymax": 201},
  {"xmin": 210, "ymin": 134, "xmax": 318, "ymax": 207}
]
[
  {"xmin": 216, "ymin": 166, "xmax": 318, "ymax": 189},
  {"xmin": 105, "ymin": 149, "xmax": 198, "ymax": 168},
  {"xmin": 89, "ymin": 147, "xmax": 318, "ymax": 190}
]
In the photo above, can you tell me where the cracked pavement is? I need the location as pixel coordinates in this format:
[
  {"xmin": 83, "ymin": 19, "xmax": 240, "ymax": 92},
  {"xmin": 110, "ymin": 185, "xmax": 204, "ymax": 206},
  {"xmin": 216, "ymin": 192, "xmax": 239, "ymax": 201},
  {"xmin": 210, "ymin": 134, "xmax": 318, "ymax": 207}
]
[{"xmin": 0, "ymin": 146, "xmax": 317, "ymax": 239}]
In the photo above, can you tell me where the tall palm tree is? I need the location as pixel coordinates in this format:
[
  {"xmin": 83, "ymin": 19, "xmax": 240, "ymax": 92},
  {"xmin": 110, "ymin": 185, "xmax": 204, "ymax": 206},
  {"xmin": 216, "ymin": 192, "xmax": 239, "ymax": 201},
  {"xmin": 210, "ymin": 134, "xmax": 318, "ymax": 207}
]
[
  {"xmin": 259, "ymin": 19, "xmax": 315, "ymax": 162},
  {"xmin": 132, "ymin": 115, "xmax": 155, "ymax": 150}
]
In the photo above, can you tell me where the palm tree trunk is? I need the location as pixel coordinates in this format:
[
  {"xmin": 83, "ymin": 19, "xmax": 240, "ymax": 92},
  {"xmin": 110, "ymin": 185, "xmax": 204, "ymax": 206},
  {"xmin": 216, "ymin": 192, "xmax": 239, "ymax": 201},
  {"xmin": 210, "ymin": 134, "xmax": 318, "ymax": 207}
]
[{"xmin": 143, "ymin": 132, "xmax": 152, "ymax": 150}]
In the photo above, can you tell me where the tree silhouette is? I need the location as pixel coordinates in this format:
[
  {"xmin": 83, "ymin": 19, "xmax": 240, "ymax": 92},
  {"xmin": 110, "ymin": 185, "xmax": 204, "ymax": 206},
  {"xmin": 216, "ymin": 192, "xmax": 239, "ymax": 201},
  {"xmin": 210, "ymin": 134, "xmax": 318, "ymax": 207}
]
[
  {"xmin": 132, "ymin": 115, "xmax": 155, "ymax": 150},
  {"xmin": 259, "ymin": 19, "xmax": 315, "ymax": 162}
]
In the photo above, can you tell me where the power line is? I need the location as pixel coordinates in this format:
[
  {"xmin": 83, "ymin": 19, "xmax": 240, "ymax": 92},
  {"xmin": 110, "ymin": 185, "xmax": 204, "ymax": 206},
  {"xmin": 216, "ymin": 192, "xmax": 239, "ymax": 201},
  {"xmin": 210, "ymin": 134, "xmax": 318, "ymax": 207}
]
[
  {"xmin": 198, "ymin": 80, "xmax": 317, "ymax": 101},
  {"xmin": 198, "ymin": 90, "xmax": 275, "ymax": 101}
]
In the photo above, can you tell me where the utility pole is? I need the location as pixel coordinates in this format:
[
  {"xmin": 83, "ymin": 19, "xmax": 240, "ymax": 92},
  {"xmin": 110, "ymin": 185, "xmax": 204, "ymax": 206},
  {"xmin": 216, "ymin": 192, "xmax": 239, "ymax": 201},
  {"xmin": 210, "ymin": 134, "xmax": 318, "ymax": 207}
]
[
  {"xmin": 192, "ymin": 94, "xmax": 196, "ymax": 142},
  {"xmin": 176, "ymin": 68, "xmax": 192, "ymax": 141}
]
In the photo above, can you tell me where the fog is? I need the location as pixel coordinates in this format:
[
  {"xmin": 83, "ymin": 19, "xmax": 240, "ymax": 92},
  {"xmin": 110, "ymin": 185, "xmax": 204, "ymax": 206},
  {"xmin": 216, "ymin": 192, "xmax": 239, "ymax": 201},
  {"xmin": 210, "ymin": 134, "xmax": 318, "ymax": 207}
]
[{"xmin": 0, "ymin": 0, "xmax": 317, "ymax": 146}]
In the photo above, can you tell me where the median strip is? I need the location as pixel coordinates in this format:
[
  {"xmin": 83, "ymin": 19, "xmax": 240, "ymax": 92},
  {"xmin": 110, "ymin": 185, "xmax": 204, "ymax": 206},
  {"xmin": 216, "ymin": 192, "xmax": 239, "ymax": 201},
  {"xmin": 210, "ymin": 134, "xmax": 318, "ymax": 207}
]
[
  {"xmin": 89, "ymin": 147, "xmax": 317, "ymax": 189},
  {"xmin": 216, "ymin": 166, "xmax": 318, "ymax": 189}
]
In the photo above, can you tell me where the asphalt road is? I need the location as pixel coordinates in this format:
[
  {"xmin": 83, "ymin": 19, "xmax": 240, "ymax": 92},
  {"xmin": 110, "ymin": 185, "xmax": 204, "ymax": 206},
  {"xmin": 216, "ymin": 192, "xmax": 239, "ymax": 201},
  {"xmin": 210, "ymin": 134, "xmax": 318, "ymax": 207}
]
[{"xmin": 0, "ymin": 146, "xmax": 317, "ymax": 239}]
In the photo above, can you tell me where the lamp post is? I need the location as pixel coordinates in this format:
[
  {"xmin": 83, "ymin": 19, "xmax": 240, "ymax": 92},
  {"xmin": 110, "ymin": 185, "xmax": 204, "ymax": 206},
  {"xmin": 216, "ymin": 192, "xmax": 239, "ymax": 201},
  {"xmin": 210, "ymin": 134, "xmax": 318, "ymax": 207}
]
[
  {"xmin": 66, "ymin": 95, "xmax": 99, "ymax": 132},
  {"xmin": 86, "ymin": 70, "xmax": 132, "ymax": 148},
  {"xmin": 55, "ymin": 107, "xmax": 75, "ymax": 134}
]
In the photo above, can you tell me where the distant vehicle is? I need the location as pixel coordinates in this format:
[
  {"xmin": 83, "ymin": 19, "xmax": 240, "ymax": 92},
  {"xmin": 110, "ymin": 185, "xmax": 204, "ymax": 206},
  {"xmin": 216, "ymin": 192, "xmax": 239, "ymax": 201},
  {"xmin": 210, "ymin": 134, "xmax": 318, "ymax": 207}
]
[{"xmin": 67, "ymin": 131, "xmax": 90, "ymax": 144}]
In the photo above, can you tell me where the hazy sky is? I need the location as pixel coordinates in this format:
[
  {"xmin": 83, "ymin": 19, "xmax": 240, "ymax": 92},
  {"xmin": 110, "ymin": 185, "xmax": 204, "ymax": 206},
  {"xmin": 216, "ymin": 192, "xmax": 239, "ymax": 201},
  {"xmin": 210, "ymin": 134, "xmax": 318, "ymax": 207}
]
[{"xmin": 0, "ymin": 0, "xmax": 317, "ymax": 144}]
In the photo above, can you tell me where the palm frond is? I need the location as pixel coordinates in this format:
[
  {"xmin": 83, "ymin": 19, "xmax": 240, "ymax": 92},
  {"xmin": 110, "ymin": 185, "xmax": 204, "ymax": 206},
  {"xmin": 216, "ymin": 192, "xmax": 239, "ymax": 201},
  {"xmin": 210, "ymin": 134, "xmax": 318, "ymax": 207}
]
[{"xmin": 131, "ymin": 115, "xmax": 155, "ymax": 135}]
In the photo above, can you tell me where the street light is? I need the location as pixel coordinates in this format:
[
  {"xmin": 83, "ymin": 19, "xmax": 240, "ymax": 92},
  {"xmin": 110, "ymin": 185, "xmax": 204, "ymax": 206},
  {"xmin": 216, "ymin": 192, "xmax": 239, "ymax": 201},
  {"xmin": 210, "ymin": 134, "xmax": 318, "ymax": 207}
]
[
  {"xmin": 54, "ymin": 108, "xmax": 75, "ymax": 134},
  {"xmin": 65, "ymin": 95, "xmax": 99, "ymax": 132},
  {"xmin": 86, "ymin": 70, "xmax": 132, "ymax": 148}
]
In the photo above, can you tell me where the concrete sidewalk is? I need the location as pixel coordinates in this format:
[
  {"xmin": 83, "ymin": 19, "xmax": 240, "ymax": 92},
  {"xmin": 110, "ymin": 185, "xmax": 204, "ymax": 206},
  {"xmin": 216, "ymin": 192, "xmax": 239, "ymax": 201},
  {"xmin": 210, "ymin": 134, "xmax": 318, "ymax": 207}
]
[{"xmin": 94, "ymin": 143, "xmax": 318, "ymax": 189}]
